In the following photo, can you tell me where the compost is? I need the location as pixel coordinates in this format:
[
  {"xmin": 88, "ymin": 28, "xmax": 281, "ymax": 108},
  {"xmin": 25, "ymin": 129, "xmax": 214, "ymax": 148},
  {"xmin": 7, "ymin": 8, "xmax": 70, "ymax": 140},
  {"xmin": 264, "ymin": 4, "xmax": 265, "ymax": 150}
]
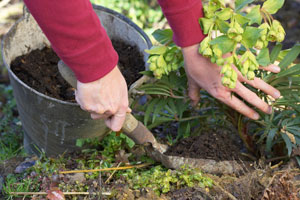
[
  {"xmin": 165, "ymin": 129, "xmax": 249, "ymax": 161},
  {"xmin": 10, "ymin": 39, "xmax": 145, "ymax": 102}
]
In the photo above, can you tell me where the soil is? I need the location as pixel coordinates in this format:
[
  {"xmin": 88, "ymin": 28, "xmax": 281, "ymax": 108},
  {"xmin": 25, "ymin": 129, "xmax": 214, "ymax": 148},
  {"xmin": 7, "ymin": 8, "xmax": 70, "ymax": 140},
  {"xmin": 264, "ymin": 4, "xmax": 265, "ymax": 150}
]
[
  {"xmin": 10, "ymin": 39, "xmax": 145, "ymax": 102},
  {"xmin": 165, "ymin": 129, "xmax": 249, "ymax": 161}
]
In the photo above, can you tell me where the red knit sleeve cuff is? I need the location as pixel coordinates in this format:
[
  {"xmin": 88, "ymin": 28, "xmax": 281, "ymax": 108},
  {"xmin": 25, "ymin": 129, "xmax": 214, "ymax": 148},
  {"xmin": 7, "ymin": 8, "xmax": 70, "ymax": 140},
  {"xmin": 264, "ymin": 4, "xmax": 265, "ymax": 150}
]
[{"xmin": 158, "ymin": 0, "xmax": 206, "ymax": 47}]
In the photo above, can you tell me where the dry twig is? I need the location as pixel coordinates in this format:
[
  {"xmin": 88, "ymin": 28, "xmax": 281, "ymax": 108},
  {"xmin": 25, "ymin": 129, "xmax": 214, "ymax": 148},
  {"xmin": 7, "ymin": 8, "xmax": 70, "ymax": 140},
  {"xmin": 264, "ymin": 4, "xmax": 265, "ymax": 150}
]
[{"xmin": 59, "ymin": 163, "xmax": 151, "ymax": 174}]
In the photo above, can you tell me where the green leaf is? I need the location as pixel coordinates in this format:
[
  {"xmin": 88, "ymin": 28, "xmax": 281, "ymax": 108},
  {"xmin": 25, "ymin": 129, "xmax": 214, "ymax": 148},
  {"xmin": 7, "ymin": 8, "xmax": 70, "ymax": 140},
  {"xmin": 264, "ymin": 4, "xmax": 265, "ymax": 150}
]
[
  {"xmin": 296, "ymin": 156, "xmax": 300, "ymax": 167},
  {"xmin": 270, "ymin": 43, "xmax": 282, "ymax": 63},
  {"xmin": 279, "ymin": 44, "xmax": 300, "ymax": 70},
  {"xmin": 246, "ymin": 5, "xmax": 262, "ymax": 25},
  {"xmin": 235, "ymin": 0, "xmax": 254, "ymax": 11},
  {"xmin": 144, "ymin": 98, "xmax": 159, "ymax": 126},
  {"xmin": 140, "ymin": 70, "xmax": 154, "ymax": 77},
  {"xmin": 257, "ymin": 48, "xmax": 270, "ymax": 66},
  {"xmin": 216, "ymin": 8, "xmax": 232, "ymax": 21},
  {"xmin": 145, "ymin": 46, "xmax": 167, "ymax": 55},
  {"xmin": 216, "ymin": 19, "xmax": 230, "ymax": 34},
  {"xmin": 241, "ymin": 27, "xmax": 262, "ymax": 48},
  {"xmin": 152, "ymin": 29, "xmax": 173, "ymax": 45},
  {"xmin": 280, "ymin": 132, "xmax": 293, "ymax": 156},
  {"xmin": 262, "ymin": 0, "xmax": 285, "ymax": 14},
  {"xmin": 266, "ymin": 128, "xmax": 278, "ymax": 153},
  {"xmin": 199, "ymin": 18, "xmax": 215, "ymax": 35},
  {"xmin": 234, "ymin": 14, "xmax": 251, "ymax": 26},
  {"xmin": 210, "ymin": 35, "xmax": 236, "ymax": 54},
  {"xmin": 152, "ymin": 99, "xmax": 167, "ymax": 123},
  {"xmin": 76, "ymin": 139, "xmax": 85, "ymax": 147},
  {"xmin": 276, "ymin": 64, "xmax": 300, "ymax": 78}
]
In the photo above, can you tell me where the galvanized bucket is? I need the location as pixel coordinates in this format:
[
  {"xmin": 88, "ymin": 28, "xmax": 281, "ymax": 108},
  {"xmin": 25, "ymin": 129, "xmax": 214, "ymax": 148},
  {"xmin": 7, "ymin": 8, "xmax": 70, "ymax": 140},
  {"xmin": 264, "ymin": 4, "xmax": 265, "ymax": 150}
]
[{"xmin": 1, "ymin": 5, "xmax": 151, "ymax": 156}]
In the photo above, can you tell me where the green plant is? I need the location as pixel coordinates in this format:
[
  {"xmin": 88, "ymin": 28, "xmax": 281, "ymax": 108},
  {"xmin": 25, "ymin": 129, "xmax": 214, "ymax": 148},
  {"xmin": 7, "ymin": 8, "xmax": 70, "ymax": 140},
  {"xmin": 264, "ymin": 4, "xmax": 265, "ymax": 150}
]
[
  {"xmin": 121, "ymin": 165, "xmax": 213, "ymax": 195},
  {"xmin": 143, "ymin": 0, "xmax": 300, "ymax": 163},
  {"xmin": 0, "ymin": 85, "xmax": 25, "ymax": 161},
  {"xmin": 90, "ymin": 0, "xmax": 165, "ymax": 35}
]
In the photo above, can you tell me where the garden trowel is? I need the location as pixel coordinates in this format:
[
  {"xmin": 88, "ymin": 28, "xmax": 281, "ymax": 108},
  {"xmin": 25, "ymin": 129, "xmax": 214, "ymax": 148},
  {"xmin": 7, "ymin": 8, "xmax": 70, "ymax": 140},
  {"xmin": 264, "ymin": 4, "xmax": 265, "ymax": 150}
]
[{"xmin": 58, "ymin": 60, "xmax": 167, "ymax": 153}]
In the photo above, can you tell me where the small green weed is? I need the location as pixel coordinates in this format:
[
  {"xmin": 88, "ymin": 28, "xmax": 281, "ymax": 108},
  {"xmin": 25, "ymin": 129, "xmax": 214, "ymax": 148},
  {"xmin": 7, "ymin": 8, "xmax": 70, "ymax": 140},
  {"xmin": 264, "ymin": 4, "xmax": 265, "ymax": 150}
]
[{"xmin": 0, "ymin": 85, "xmax": 25, "ymax": 161}]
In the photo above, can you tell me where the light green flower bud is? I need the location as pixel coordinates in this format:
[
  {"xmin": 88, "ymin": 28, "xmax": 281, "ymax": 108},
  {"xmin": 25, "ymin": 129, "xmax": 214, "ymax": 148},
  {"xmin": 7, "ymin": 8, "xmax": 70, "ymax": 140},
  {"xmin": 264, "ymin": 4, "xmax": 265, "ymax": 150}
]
[
  {"xmin": 227, "ymin": 27, "xmax": 238, "ymax": 39},
  {"xmin": 221, "ymin": 64, "xmax": 230, "ymax": 74},
  {"xmin": 235, "ymin": 35, "xmax": 242, "ymax": 42},
  {"xmin": 149, "ymin": 62, "xmax": 157, "ymax": 71},
  {"xmin": 230, "ymin": 71, "xmax": 237, "ymax": 82},
  {"xmin": 228, "ymin": 80, "xmax": 236, "ymax": 89},
  {"xmin": 225, "ymin": 70, "xmax": 232, "ymax": 78},
  {"xmin": 222, "ymin": 77, "xmax": 230, "ymax": 86},
  {"xmin": 148, "ymin": 55, "xmax": 158, "ymax": 63},
  {"xmin": 203, "ymin": 48, "xmax": 213, "ymax": 57},
  {"xmin": 261, "ymin": 35, "xmax": 267, "ymax": 41},
  {"xmin": 247, "ymin": 71, "xmax": 255, "ymax": 80},
  {"xmin": 165, "ymin": 53, "xmax": 173, "ymax": 62},
  {"xmin": 249, "ymin": 63, "xmax": 257, "ymax": 71},
  {"xmin": 243, "ymin": 59, "xmax": 250, "ymax": 70},
  {"xmin": 171, "ymin": 64, "xmax": 178, "ymax": 71},
  {"xmin": 211, "ymin": 56, "xmax": 216, "ymax": 63},
  {"xmin": 267, "ymin": 30, "xmax": 277, "ymax": 42},
  {"xmin": 277, "ymin": 32, "xmax": 285, "ymax": 42},
  {"xmin": 241, "ymin": 67, "xmax": 248, "ymax": 76},
  {"xmin": 255, "ymin": 40, "xmax": 264, "ymax": 49},
  {"xmin": 213, "ymin": 47, "xmax": 223, "ymax": 58},
  {"xmin": 216, "ymin": 58, "xmax": 224, "ymax": 66}
]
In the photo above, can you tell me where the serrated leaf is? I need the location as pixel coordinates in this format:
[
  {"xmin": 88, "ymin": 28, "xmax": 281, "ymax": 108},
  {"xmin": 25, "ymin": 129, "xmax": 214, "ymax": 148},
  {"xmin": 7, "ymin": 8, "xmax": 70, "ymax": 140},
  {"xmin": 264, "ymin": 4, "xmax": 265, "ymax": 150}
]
[
  {"xmin": 210, "ymin": 35, "xmax": 236, "ymax": 54},
  {"xmin": 152, "ymin": 29, "xmax": 173, "ymax": 45},
  {"xmin": 246, "ymin": 5, "xmax": 262, "ymax": 25},
  {"xmin": 279, "ymin": 44, "xmax": 300, "ymax": 70},
  {"xmin": 152, "ymin": 99, "xmax": 167, "ymax": 123},
  {"xmin": 270, "ymin": 43, "xmax": 282, "ymax": 63},
  {"xmin": 144, "ymin": 98, "xmax": 159, "ymax": 126},
  {"xmin": 266, "ymin": 128, "xmax": 278, "ymax": 152},
  {"xmin": 216, "ymin": 8, "xmax": 232, "ymax": 20},
  {"xmin": 280, "ymin": 132, "xmax": 293, "ymax": 156},
  {"xmin": 235, "ymin": 13, "xmax": 251, "ymax": 25},
  {"xmin": 262, "ymin": 0, "xmax": 285, "ymax": 14},
  {"xmin": 235, "ymin": 0, "xmax": 254, "ymax": 11},
  {"xmin": 241, "ymin": 27, "xmax": 262, "ymax": 48},
  {"xmin": 257, "ymin": 48, "xmax": 270, "ymax": 66},
  {"xmin": 216, "ymin": 19, "xmax": 230, "ymax": 34},
  {"xmin": 199, "ymin": 18, "xmax": 215, "ymax": 35}
]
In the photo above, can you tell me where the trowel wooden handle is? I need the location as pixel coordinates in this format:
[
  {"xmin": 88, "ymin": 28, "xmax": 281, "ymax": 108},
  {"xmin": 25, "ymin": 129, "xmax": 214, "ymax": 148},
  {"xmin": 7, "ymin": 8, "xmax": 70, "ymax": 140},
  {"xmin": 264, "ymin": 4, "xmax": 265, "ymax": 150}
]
[{"xmin": 122, "ymin": 113, "xmax": 158, "ymax": 145}]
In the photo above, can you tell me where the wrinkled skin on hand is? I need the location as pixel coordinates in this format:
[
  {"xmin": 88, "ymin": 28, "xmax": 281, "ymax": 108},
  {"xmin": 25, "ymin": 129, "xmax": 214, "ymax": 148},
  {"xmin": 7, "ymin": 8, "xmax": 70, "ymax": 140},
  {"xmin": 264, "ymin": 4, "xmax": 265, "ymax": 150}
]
[
  {"xmin": 75, "ymin": 66, "xmax": 131, "ymax": 131},
  {"xmin": 182, "ymin": 44, "xmax": 281, "ymax": 120}
]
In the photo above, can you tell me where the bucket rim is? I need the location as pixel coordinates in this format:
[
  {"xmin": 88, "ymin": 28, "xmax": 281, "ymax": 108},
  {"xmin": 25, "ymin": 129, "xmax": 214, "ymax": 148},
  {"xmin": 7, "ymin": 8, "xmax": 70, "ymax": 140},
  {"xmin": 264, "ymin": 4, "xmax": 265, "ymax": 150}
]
[{"xmin": 1, "ymin": 5, "xmax": 152, "ymax": 106}]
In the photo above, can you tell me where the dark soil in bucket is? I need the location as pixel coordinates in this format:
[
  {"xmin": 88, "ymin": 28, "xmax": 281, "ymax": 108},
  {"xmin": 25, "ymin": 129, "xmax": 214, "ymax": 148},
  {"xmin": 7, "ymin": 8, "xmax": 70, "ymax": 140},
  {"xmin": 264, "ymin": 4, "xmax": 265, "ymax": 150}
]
[
  {"xmin": 10, "ymin": 38, "xmax": 145, "ymax": 102},
  {"xmin": 165, "ymin": 130, "xmax": 250, "ymax": 161}
]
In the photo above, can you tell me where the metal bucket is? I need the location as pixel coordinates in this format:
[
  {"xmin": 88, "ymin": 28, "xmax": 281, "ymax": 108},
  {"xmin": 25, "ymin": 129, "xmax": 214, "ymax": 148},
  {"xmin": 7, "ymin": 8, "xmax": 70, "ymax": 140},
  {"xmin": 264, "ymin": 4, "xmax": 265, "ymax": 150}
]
[{"xmin": 1, "ymin": 5, "xmax": 152, "ymax": 156}]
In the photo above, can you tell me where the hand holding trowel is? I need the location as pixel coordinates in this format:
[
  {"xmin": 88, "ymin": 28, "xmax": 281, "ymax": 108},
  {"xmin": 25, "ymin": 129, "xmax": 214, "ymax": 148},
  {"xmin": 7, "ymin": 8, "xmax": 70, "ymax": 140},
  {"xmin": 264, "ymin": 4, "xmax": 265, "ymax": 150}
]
[{"xmin": 58, "ymin": 60, "xmax": 167, "ymax": 153}]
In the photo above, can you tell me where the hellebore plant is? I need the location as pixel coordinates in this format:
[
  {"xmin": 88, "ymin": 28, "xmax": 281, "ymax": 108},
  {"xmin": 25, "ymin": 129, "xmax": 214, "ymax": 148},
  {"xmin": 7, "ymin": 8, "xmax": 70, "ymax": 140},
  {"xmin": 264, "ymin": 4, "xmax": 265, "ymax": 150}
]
[{"xmin": 143, "ymin": 0, "xmax": 300, "ymax": 164}]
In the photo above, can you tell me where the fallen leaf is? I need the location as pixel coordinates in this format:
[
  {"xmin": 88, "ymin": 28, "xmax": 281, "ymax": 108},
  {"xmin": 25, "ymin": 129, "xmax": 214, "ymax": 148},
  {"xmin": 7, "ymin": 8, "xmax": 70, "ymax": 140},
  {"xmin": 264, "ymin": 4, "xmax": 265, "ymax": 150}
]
[{"xmin": 47, "ymin": 187, "xmax": 65, "ymax": 200}]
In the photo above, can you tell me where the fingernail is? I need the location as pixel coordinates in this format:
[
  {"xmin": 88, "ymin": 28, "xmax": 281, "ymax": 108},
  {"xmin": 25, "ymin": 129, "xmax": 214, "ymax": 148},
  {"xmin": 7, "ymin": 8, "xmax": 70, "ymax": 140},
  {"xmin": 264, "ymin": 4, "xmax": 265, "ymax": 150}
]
[
  {"xmin": 274, "ymin": 66, "xmax": 281, "ymax": 73},
  {"xmin": 274, "ymin": 91, "xmax": 281, "ymax": 98},
  {"xmin": 253, "ymin": 113, "xmax": 260, "ymax": 120}
]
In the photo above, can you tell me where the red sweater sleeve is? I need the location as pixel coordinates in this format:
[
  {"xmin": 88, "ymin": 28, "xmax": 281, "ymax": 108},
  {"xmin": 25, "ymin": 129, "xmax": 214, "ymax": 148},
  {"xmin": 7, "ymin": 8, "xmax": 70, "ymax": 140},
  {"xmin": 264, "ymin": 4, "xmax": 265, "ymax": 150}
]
[
  {"xmin": 24, "ymin": 0, "xmax": 118, "ymax": 83},
  {"xmin": 158, "ymin": 0, "xmax": 205, "ymax": 47}
]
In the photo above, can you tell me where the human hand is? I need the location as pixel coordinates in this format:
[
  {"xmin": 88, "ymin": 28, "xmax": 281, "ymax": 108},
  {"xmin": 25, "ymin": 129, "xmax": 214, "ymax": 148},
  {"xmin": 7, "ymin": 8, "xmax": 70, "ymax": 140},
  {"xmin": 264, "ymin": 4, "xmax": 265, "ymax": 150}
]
[
  {"xmin": 182, "ymin": 44, "xmax": 281, "ymax": 120},
  {"xmin": 75, "ymin": 66, "xmax": 131, "ymax": 131}
]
